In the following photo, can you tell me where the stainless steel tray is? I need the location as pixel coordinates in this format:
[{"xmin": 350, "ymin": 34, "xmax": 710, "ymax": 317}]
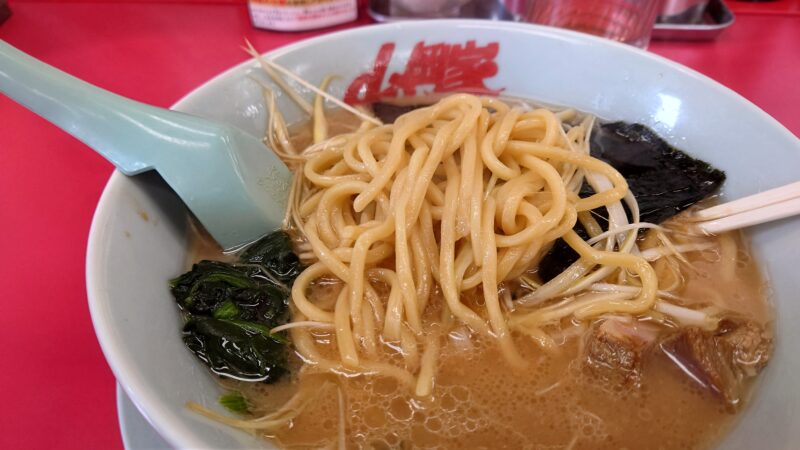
[
  {"xmin": 652, "ymin": 0, "xmax": 735, "ymax": 41},
  {"xmin": 368, "ymin": 0, "xmax": 735, "ymax": 41}
]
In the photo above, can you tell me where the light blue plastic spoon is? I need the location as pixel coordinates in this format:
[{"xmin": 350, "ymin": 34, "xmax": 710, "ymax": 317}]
[{"xmin": 0, "ymin": 40, "xmax": 290, "ymax": 251}]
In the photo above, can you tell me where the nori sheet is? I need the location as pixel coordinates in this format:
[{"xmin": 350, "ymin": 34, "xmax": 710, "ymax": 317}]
[{"xmin": 536, "ymin": 122, "xmax": 726, "ymax": 283}]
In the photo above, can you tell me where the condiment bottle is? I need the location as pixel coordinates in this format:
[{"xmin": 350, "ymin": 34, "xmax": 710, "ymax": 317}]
[{"xmin": 248, "ymin": 0, "xmax": 358, "ymax": 32}]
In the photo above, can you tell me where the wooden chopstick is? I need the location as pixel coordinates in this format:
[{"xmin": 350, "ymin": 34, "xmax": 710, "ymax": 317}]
[{"xmin": 693, "ymin": 181, "xmax": 800, "ymax": 234}]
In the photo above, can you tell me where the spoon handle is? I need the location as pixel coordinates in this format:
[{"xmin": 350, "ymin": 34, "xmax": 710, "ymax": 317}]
[{"xmin": 0, "ymin": 40, "xmax": 214, "ymax": 175}]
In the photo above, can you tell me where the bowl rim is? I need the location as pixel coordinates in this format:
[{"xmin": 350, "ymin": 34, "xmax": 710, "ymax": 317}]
[{"xmin": 85, "ymin": 19, "xmax": 799, "ymax": 450}]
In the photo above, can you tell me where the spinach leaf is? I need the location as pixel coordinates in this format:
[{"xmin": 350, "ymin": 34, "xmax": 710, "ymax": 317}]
[
  {"xmin": 170, "ymin": 231, "xmax": 303, "ymax": 384},
  {"xmin": 219, "ymin": 391, "xmax": 249, "ymax": 414},
  {"xmin": 228, "ymin": 284, "xmax": 287, "ymax": 324},
  {"xmin": 170, "ymin": 260, "xmax": 288, "ymax": 324},
  {"xmin": 183, "ymin": 317, "xmax": 287, "ymax": 383},
  {"xmin": 212, "ymin": 300, "xmax": 240, "ymax": 320},
  {"xmin": 170, "ymin": 261, "xmax": 254, "ymax": 313},
  {"xmin": 241, "ymin": 231, "xmax": 303, "ymax": 285}
]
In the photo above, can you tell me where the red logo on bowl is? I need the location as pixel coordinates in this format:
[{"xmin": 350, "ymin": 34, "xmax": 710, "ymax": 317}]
[{"xmin": 344, "ymin": 40, "xmax": 503, "ymax": 104}]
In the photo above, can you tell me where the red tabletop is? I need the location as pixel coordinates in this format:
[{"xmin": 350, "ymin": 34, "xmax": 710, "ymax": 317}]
[{"xmin": 0, "ymin": 1, "xmax": 798, "ymax": 449}]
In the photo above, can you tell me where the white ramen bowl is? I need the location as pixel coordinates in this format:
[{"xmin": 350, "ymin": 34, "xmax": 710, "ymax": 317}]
[{"xmin": 86, "ymin": 20, "xmax": 800, "ymax": 449}]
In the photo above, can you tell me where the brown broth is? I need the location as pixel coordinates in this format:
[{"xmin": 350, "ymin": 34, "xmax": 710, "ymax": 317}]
[
  {"xmin": 184, "ymin": 225, "xmax": 772, "ymax": 450},
  {"xmin": 262, "ymin": 337, "xmax": 736, "ymax": 450}
]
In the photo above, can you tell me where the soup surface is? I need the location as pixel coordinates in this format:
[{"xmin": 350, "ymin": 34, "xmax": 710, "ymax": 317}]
[{"xmin": 190, "ymin": 220, "xmax": 771, "ymax": 450}]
